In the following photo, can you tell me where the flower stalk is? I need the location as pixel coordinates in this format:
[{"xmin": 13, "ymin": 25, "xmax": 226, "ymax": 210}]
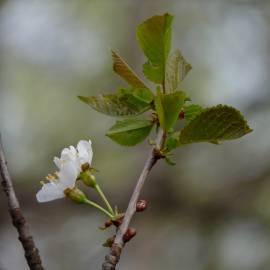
[
  {"xmin": 94, "ymin": 183, "xmax": 115, "ymax": 216},
  {"xmin": 84, "ymin": 199, "xmax": 114, "ymax": 219}
]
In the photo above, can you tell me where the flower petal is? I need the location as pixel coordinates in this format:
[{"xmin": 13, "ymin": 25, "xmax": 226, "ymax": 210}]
[
  {"xmin": 53, "ymin": 157, "xmax": 61, "ymax": 169},
  {"xmin": 77, "ymin": 140, "xmax": 93, "ymax": 165},
  {"xmin": 58, "ymin": 162, "xmax": 78, "ymax": 188},
  {"xmin": 55, "ymin": 145, "xmax": 81, "ymax": 171},
  {"xmin": 36, "ymin": 182, "xmax": 65, "ymax": 203},
  {"xmin": 60, "ymin": 146, "xmax": 77, "ymax": 162}
]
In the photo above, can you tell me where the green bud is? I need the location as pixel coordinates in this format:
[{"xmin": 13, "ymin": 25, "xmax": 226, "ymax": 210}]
[
  {"xmin": 64, "ymin": 188, "xmax": 87, "ymax": 204},
  {"xmin": 80, "ymin": 170, "xmax": 97, "ymax": 188},
  {"xmin": 102, "ymin": 235, "xmax": 115, "ymax": 247}
]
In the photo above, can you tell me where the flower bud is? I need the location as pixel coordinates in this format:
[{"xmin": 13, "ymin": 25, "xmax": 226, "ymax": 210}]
[
  {"xmin": 111, "ymin": 214, "xmax": 124, "ymax": 227},
  {"xmin": 179, "ymin": 110, "xmax": 185, "ymax": 119},
  {"xmin": 64, "ymin": 188, "xmax": 87, "ymax": 204},
  {"xmin": 136, "ymin": 199, "xmax": 148, "ymax": 212},
  {"xmin": 102, "ymin": 235, "xmax": 116, "ymax": 248},
  {"xmin": 123, "ymin": 227, "xmax": 136, "ymax": 243},
  {"xmin": 102, "ymin": 235, "xmax": 115, "ymax": 248},
  {"xmin": 80, "ymin": 170, "xmax": 97, "ymax": 188},
  {"xmin": 99, "ymin": 219, "xmax": 113, "ymax": 230}
]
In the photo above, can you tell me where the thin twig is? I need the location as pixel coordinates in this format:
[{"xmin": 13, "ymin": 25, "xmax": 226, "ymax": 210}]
[
  {"xmin": 102, "ymin": 129, "xmax": 165, "ymax": 270},
  {"xmin": 0, "ymin": 135, "xmax": 44, "ymax": 270}
]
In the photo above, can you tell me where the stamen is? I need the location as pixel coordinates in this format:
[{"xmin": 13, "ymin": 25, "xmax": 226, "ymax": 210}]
[{"xmin": 45, "ymin": 173, "xmax": 59, "ymax": 182}]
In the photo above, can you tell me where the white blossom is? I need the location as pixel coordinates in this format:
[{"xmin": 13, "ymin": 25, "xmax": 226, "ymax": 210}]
[
  {"xmin": 36, "ymin": 162, "xmax": 77, "ymax": 202},
  {"xmin": 36, "ymin": 140, "xmax": 93, "ymax": 203},
  {"xmin": 53, "ymin": 140, "xmax": 93, "ymax": 173}
]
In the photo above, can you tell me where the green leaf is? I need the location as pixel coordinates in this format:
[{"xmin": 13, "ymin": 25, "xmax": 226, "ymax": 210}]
[
  {"xmin": 183, "ymin": 104, "xmax": 203, "ymax": 122},
  {"xmin": 165, "ymin": 155, "xmax": 176, "ymax": 166},
  {"xmin": 132, "ymin": 88, "xmax": 154, "ymax": 104},
  {"xmin": 142, "ymin": 61, "xmax": 164, "ymax": 84},
  {"xmin": 165, "ymin": 49, "xmax": 192, "ymax": 92},
  {"xmin": 179, "ymin": 105, "xmax": 252, "ymax": 145},
  {"xmin": 106, "ymin": 118, "xmax": 154, "ymax": 146},
  {"xmin": 155, "ymin": 89, "xmax": 186, "ymax": 131},
  {"xmin": 154, "ymin": 89, "xmax": 165, "ymax": 127},
  {"xmin": 111, "ymin": 50, "xmax": 147, "ymax": 88},
  {"xmin": 117, "ymin": 87, "xmax": 153, "ymax": 110},
  {"xmin": 166, "ymin": 131, "xmax": 180, "ymax": 152},
  {"xmin": 137, "ymin": 13, "xmax": 174, "ymax": 84},
  {"xmin": 78, "ymin": 92, "xmax": 151, "ymax": 117}
]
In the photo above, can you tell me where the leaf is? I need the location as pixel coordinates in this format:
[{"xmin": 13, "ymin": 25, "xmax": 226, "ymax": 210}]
[
  {"xmin": 166, "ymin": 131, "xmax": 180, "ymax": 152},
  {"xmin": 179, "ymin": 105, "xmax": 252, "ymax": 145},
  {"xmin": 137, "ymin": 13, "xmax": 174, "ymax": 83},
  {"xmin": 165, "ymin": 155, "xmax": 176, "ymax": 166},
  {"xmin": 165, "ymin": 49, "xmax": 192, "ymax": 92},
  {"xmin": 132, "ymin": 88, "xmax": 154, "ymax": 104},
  {"xmin": 154, "ymin": 89, "xmax": 165, "ymax": 128},
  {"xmin": 142, "ymin": 61, "xmax": 164, "ymax": 84},
  {"xmin": 78, "ymin": 93, "xmax": 151, "ymax": 117},
  {"xmin": 106, "ymin": 118, "xmax": 154, "ymax": 146},
  {"xmin": 183, "ymin": 104, "xmax": 203, "ymax": 122},
  {"xmin": 111, "ymin": 50, "xmax": 147, "ymax": 88},
  {"xmin": 117, "ymin": 87, "xmax": 154, "ymax": 110},
  {"xmin": 155, "ymin": 90, "xmax": 186, "ymax": 131}
]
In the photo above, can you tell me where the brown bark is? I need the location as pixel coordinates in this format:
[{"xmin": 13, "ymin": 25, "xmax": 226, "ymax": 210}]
[
  {"xmin": 102, "ymin": 130, "xmax": 165, "ymax": 270},
  {"xmin": 0, "ymin": 136, "xmax": 44, "ymax": 270}
]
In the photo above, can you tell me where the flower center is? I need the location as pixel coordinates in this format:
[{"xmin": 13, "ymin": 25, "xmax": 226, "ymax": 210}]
[{"xmin": 44, "ymin": 172, "xmax": 59, "ymax": 183}]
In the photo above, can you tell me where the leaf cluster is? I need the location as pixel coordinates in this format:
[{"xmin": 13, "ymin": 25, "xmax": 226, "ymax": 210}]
[{"xmin": 79, "ymin": 13, "xmax": 252, "ymax": 163}]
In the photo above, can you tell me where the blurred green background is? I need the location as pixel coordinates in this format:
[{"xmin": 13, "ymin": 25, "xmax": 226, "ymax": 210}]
[{"xmin": 1, "ymin": 0, "xmax": 270, "ymax": 269}]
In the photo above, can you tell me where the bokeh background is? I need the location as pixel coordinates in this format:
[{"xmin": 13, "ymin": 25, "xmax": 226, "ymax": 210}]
[{"xmin": 0, "ymin": 0, "xmax": 270, "ymax": 269}]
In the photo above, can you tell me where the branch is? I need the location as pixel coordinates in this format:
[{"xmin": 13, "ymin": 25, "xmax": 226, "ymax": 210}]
[
  {"xmin": 102, "ymin": 129, "xmax": 165, "ymax": 270},
  {"xmin": 0, "ymin": 135, "xmax": 44, "ymax": 270}
]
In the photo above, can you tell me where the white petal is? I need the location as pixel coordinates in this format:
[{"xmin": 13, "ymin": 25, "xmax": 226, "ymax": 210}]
[
  {"xmin": 58, "ymin": 162, "xmax": 78, "ymax": 188},
  {"xmin": 69, "ymin": 146, "xmax": 77, "ymax": 157},
  {"xmin": 53, "ymin": 157, "xmax": 61, "ymax": 169},
  {"xmin": 36, "ymin": 182, "xmax": 65, "ymax": 203},
  {"xmin": 60, "ymin": 146, "xmax": 77, "ymax": 163},
  {"xmin": 56, "ymin": 145, "xmax": 80, "ymax": 172},
  {"xmin": 77, "ymin": 140, "xmax": 93, "ymax": 165}
]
